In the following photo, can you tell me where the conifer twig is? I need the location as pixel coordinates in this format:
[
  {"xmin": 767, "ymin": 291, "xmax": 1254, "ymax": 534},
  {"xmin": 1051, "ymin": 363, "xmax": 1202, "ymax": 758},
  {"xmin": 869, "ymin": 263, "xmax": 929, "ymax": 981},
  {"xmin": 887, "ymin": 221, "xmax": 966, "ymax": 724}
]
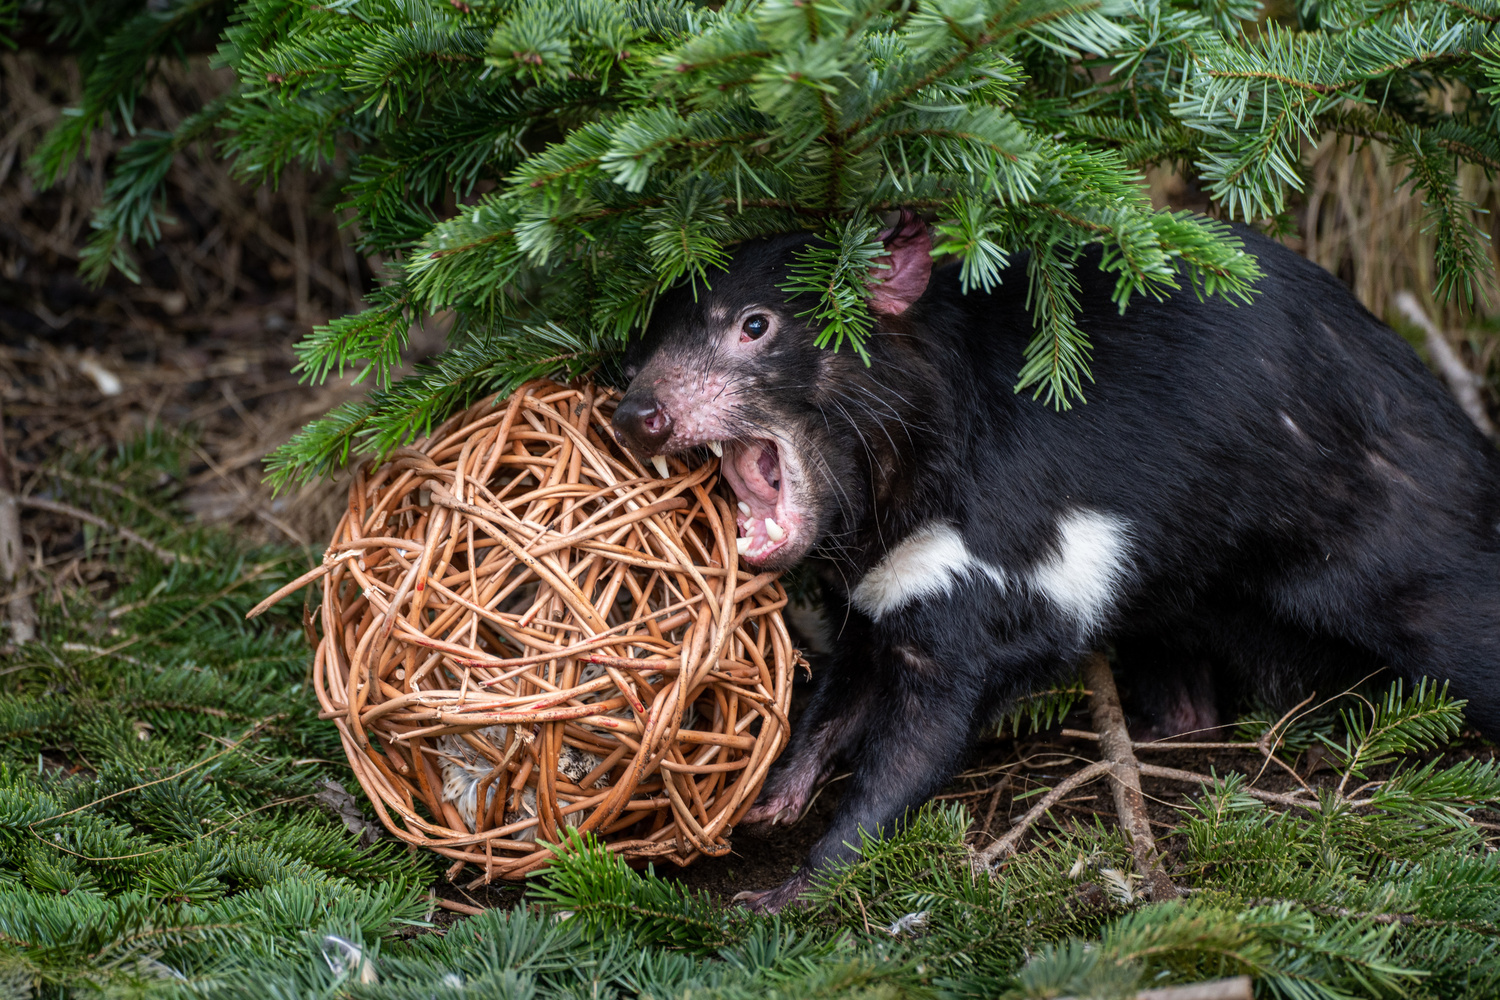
[
  {"xmin": 977, "ymin": 773, "xmax": 1012, "ymax": 842},
  {"xmin": 25, "ymin": 464, "xmax": 180, "ymax": 522},
  {"xmin": 1133, "ymin": 762, "xmax": 1316, "ymax": 810},
  {"xmin": 1062, "ymin": 699, "xmax": 1320, "ymax": 798},
  {"xmin": 1082, "ymin": 652, "xmax": 1181, "ymax": 901},
  {"xmin": 432, "ymin": 897, "xmax": 486, "ymax": 915},
  {"xmin": 18, "ymin": 495, "xmax": 187, "ymax": 564},
  {"xmin": 30, "ymin": 716, "xmax": 282, "ymax": 825},
  {"xmin": 978, "ymin": 761, "xmax": 1111, "ymax": 863},
  {"xmin": 37, "ymin": 794, "xmax": 316, "ymax": 862}
]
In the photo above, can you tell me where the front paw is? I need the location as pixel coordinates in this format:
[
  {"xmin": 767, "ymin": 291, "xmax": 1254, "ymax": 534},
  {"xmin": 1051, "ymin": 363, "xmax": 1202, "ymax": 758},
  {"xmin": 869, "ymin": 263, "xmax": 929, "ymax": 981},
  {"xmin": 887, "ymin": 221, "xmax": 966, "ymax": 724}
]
[
  {"xmin": 741, "ymin": 759, "xmax": 831, "ymax": 830},
  {"xmin": 740, "ymin": 788, "xmax": 808, "ymax": 829},
  {"xmin": 732, "ymin": 869, "xmax": 813, "ymax": 913}
]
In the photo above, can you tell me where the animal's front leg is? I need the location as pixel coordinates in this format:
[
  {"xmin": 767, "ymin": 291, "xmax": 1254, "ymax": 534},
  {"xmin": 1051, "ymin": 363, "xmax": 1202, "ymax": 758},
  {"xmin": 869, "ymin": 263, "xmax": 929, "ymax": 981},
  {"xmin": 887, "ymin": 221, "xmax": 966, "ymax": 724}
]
[
  {"xmin": 739, "ymin": 642, "xmax": 985, "ymax": 912},
  {"xmin": 741, "ymin": 639, "xmax": 878, "ymax": 828}
]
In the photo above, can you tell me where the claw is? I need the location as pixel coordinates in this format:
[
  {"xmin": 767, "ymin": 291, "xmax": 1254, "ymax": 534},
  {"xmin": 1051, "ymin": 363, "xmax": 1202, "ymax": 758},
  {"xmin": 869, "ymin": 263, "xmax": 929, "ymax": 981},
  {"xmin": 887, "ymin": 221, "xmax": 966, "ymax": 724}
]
[{"xmin": 733, "ymin": 870, "xmax": 813, "ymax": 914}]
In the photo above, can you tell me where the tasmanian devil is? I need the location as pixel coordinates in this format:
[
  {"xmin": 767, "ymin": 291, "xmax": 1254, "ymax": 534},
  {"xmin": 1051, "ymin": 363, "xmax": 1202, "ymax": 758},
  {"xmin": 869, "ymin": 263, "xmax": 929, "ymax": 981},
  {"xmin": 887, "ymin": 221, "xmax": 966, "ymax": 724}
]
[{"xmin": 610, "ymin": 214, "xmax": 1500, "ymax": 911}]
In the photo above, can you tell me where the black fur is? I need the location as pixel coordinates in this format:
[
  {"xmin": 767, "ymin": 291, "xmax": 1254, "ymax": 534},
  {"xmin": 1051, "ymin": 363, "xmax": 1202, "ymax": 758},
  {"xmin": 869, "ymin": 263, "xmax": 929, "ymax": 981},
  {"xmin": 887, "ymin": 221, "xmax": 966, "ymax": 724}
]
[{"xmin": 615, "ymin": 227, "xmax": 1500, "ymax": 909}]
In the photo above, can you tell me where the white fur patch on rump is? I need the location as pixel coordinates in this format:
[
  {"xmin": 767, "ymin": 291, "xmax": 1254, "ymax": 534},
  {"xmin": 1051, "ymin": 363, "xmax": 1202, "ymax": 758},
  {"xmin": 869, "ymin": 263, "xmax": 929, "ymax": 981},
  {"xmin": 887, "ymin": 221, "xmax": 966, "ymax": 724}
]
[
  {"xmin": 851, "ymin": 522, "xmax": 1006, "ymax": 621},
  {"xmin": 1028, "ymin": 509, "xmax": 1131, "ymax": 633}
]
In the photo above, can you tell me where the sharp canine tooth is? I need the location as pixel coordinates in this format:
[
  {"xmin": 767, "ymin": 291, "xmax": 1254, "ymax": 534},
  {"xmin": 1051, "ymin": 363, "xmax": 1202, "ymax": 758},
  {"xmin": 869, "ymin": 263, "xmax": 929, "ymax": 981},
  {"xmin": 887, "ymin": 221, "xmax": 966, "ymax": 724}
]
[
  {"xmin": 735, "ymin": 537, "xmax": 750, "ymax": 555},
  {"xmin": 765, "ymin": 518, "xmax": 784, "ymax": 541},
  {"xmin": 738, "ymin": 501, "xmax": 751, "ymax": 515},
  {"xmin": 651, "ymin": 456, "xmax": 670, "ymax": 478},
  {"xmin": 709, "ymin": 440, "xmax": 723, "ymax": 457}
]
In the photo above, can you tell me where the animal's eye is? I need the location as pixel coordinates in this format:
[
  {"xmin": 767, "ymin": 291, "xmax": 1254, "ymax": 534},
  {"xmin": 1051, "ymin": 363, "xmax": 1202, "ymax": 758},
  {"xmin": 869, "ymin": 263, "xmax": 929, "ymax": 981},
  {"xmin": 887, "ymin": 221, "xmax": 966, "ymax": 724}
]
[{"xmin": 740, "ymin": 314, "xmax": 771, "ymax": 342}]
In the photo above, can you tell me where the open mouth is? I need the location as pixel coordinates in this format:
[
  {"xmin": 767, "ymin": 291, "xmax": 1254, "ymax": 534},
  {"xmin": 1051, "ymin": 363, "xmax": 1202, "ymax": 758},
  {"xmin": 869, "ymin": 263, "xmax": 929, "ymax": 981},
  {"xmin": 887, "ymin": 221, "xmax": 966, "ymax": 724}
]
[{"xmin": 719, "ymin": 438, "xmax": 791, "ymax": 564}]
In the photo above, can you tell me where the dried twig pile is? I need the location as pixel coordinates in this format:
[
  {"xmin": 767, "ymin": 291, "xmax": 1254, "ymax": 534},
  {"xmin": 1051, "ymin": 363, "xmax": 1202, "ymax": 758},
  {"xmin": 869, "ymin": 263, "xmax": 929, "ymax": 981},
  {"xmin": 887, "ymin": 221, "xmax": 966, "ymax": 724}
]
[{"xmin": 253, "ymin": 381, "xmax": 796, "ymax": 880}]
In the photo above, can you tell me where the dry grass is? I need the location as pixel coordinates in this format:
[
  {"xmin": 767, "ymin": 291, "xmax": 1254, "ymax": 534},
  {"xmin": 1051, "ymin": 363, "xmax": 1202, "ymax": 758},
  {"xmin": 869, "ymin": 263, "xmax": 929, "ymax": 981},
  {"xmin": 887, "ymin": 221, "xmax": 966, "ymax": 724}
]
[
  {"xmin": 1150, "ymin": 140, "xmax": 1500, "ymax": 328},
  {"xmin": 1299, "ymin": 135, "xmax": 1500, "ymax": 333}
]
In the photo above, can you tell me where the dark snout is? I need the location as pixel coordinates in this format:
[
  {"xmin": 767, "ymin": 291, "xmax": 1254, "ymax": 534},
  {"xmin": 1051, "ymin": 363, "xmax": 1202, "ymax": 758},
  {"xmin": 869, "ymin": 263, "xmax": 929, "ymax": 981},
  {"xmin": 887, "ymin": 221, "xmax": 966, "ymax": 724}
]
[{"xmin": 612, "ymin": 391, "xmax": 673, "ymax": 456}]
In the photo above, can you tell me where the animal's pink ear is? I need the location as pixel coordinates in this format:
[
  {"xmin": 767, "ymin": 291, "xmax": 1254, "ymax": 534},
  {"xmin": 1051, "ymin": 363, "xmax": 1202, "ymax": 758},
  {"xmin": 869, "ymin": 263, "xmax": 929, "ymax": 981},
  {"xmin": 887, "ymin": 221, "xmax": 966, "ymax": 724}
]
[{"xmin": 867, "ymin": 210, "xmax": 932, "ymax": 316}]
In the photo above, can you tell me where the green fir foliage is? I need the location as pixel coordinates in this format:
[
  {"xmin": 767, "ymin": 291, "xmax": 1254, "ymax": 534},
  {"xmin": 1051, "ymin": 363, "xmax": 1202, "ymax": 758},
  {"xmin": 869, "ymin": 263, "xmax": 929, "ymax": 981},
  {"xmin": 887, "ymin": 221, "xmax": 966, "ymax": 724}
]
[
  {"xmin": 1000, "ymin": 676, "xmax": 1089, "ymax": 736},
  {"xmin": 3, "ymin": 437, "xmax": 1500, "ymax": 996},
  {"xmin": 0, "ymin": 436, "xmax": 437, "ymax": 995},
  {"xmin": 51, "ymin": 0, "xmax": 1500, "ymax": 480}
]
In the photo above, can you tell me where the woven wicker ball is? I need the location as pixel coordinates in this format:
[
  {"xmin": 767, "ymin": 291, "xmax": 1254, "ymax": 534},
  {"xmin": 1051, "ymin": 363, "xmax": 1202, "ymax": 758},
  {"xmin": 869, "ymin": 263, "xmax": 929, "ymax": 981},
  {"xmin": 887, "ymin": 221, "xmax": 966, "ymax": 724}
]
[{"xmin": 288, "ymin": 380, "xmax": 796, "ymax": 881}]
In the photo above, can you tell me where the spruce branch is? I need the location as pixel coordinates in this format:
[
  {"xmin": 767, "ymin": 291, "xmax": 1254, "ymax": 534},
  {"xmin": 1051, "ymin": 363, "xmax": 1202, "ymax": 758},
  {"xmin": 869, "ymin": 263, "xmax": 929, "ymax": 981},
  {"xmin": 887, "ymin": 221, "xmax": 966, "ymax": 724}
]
[
  {"xmin": 77, "ymin": 97, "xmax": 234, "ymax": 285},
  {"xmin": 28, "ymin": 0, "xmax": 230, "ymax": 188},
  {"xmin": 1325, "ymin": 679, "xmax": 1466, "ymax": 789},
  {"xmin": 32, "ymin": 0, "xmax": 1498, "ymax": 484},
  {"xmin": 780, "ymin": 216, "xmax": 885, "ymax": 361},
  {"xmin": 529, "ymin": 829, "xmax": 743, "ymax": 953},
  {"xmin": 1017, "ymin": 238, "xmax": 1092, "ymax": 408}
]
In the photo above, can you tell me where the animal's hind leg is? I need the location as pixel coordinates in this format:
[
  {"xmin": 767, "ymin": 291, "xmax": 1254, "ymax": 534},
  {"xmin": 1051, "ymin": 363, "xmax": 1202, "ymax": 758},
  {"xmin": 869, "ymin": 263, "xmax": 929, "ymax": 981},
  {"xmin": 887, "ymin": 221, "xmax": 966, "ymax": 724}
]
[
  {"xmin": 1114, "ymin": 636, "xmax": 1224, "ymax": 740},
  {"xmin": 1377, "ymin": 573, "xmax": 1500, "ymax": 738},
  {"xmin": 1262, "ymin": 542, "xmax": 1500, "ymax": 737}
]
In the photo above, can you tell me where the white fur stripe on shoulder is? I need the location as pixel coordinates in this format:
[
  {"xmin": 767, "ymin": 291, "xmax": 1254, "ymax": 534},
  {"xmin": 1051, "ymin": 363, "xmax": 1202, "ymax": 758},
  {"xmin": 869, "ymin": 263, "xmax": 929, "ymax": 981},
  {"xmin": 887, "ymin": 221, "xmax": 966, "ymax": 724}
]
[
  {"xmin": 1028, "ymin": 509, "xmax": 1131, "ymax": 633},
  {"xmin": 851, "ymin": 523, "xmax": 1006, "ymax": 621}
]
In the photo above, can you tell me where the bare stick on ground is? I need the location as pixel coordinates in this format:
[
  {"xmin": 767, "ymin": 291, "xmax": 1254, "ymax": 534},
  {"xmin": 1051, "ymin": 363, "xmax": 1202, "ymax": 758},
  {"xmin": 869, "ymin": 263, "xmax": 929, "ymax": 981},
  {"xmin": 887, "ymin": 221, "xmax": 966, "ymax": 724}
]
[
  {"xmin": 1134, "ymin": 762, "xmax": 1314, "ymax": 810},
  {"xmin": 976, "ymin": 653, "xmax": 1185, "ymax": 902},
  {"xmin": 1060, "ymin": 976, "xmax": 1252, "ymax": 1000},
  {"xmin": 1057, "ymin": 734, "xmax": 1320, "ymax": 810},
  {"xmin": 0, "ymin": 401, "xmax": 36, "ymax": 646},
  {"xmin": 1083, "ymin": 652, "xmax": 1181, "ymax": 901},
  {"xmin": 1394, "ymin": 291, "xmax": 1496, "ymax": 439},
  {"xmin": 18, "ymin": 496, "xmax": 185, "ymax": 565},
  {"xmin": 977, "ymin": 761, "xmax": 1110, "ymax": 862}
]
